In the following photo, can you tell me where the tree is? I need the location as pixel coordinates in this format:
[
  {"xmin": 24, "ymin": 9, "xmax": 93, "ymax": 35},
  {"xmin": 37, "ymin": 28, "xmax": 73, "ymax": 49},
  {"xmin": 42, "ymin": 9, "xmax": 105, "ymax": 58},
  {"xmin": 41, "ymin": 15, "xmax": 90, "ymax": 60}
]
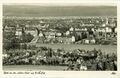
[
  {"xmin": 25, "ymin": 33, "xmax": 34, "ymax": 42},
  {"xmin": 21, "ymin": 27, "xmax": 34, "ymax": 43},
  {"xmin": 3, "ymin": 31, "xmax": 20, "ymax": 50},
  {"xmin": 21, "ymin": 33, "xmax": 34, "ymax": 43}
]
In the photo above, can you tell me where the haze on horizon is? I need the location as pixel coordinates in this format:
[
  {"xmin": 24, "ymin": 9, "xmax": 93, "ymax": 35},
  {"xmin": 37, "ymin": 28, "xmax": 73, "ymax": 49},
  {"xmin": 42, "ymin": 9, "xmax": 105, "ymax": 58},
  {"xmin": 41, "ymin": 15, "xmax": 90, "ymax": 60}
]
[{"xmin": 3, "ymin": 5, "xmax": 117, "ymax": 17}]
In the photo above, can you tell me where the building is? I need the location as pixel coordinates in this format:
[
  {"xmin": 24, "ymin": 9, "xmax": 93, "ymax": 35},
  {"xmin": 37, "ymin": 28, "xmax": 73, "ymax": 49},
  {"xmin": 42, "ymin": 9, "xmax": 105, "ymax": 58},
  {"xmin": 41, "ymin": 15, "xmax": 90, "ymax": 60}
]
[
  {"xmin": 45, "ymin": 32, "xmax": 56, "ymax": 39},
  {"xmin": 15, "ymin": 28, "xmax": 22, "ymax": 36},
  {"xmin": 115, "ymin": 27, "xmax": 117, "ymax": 33}
]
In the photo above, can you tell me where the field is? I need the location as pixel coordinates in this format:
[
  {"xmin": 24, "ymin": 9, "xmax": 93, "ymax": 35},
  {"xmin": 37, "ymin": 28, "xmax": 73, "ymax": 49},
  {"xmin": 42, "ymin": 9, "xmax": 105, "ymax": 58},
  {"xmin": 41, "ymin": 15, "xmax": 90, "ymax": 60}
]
[
  {"xmin": 35, "ymin": 44, "xmax": 117, "ymax": 54},
  {"xmin": 3, "ymin": 65, "xmax": 67, "ymax": 71},
  {"xmin": 3, "ymin": 65, "xmax": 97, "ymax": 71}
]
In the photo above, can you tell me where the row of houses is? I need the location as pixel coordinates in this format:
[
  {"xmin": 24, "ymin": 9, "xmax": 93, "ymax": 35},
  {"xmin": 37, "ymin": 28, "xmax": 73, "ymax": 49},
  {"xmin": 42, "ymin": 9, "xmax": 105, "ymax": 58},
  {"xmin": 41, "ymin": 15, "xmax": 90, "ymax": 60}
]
[
  {"xmin": 3, "ymin": 16, "xmax": 117, "ymax": 44},
  {"xmin": 28, "ymin": 25, "xmax": 117, "ymax": 44},
  {"xmin": 14, "ymin": 25, "xmax": 116, "ymax": 36}
]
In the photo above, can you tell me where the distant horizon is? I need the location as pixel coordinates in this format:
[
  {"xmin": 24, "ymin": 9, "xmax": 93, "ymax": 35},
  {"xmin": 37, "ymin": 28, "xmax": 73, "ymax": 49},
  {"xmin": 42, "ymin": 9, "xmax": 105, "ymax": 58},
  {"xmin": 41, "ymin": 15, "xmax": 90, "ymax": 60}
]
[
  {"xmin": 3, "ymin": 5, "xmax": 117, "ymax": 17},
  {"xmin": 4, "ymin": 3, "xmax": 116, "ymax": 6}
]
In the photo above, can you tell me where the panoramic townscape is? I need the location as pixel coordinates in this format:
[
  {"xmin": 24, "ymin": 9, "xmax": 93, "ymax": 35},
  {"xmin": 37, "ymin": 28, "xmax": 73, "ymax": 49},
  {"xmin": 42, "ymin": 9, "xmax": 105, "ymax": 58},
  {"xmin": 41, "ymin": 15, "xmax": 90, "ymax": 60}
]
[{"xmin": 3, "ymin": 5, "xmax": 117, "ymax": 71}]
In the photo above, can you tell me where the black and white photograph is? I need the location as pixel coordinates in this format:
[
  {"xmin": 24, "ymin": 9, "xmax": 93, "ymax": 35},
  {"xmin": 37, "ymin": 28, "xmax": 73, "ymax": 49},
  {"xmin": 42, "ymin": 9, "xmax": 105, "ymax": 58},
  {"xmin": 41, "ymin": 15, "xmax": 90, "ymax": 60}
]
[{"xmin": 2, "ymin": 3, "xmax": 117, "ymax": 71}]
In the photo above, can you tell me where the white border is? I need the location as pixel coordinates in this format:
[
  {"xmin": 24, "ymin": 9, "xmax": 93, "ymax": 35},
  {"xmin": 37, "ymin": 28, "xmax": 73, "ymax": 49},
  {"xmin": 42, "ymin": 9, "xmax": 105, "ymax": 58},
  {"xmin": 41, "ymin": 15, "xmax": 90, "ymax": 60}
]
[{"xmin": 0, "ymin": 0, "xmax": 120, "ymax": 78}]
